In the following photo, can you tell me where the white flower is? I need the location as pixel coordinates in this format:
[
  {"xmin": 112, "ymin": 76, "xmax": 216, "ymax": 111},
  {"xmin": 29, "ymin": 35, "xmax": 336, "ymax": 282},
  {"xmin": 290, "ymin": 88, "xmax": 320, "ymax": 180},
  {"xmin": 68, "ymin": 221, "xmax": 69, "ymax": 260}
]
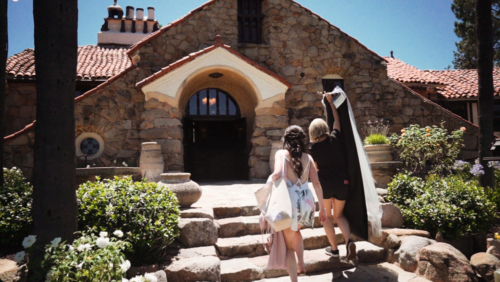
[
  {"xmin": 50, "ymin": 237, "xmax": 61, "ymax": 248},
  {"xmin": 77, "ymin": 243, "xmax": 92, "ymax": 252},
  {"xmin": 86, "ymin": 165, "xmax": 90, "ymax": 168},
  {"xmin": 120, "ymin": 259, "xmax": 131, "ymax": 272},
  {"xmin": 22, "ymin": 235, "xmax": 36, "ymax": 249},
  {"xmin": 122, "ymin": 279, "xmax": 129, "ymax": 282},
  {"xmin": 14, "ymin": 251, "xmax": 25, "ymax": 263},
  {"xmin": 96, "ymin": 237, "xmax": 110, "ymax": 249},
  {"xmin": 109, "ymin": 263, "xmax": 113, "ymax": 268},
  {"xmin": 68, "ymin": 245, "xmax": 75, "ymax": 252},
  {"xmin": 99, "ymin": 231, "xmax": 108, "ymax": 238},
  {"xmin": 113, "ymin": 230, "xmax": 124, "ymax": 238},
  {"xmin": 144, "ymin": 273, "xmax": 158, "ymax": 282},
  {"xmin": 76, "ymin": 262, "xmax": 84, "ymax": 269},
  {"xmin": 130, "ymin": 276, "xmax": 144, "ymax": 282},
  {"xmin": 122, "ymin": 161, "xmax": 128, "ymax": 167}
]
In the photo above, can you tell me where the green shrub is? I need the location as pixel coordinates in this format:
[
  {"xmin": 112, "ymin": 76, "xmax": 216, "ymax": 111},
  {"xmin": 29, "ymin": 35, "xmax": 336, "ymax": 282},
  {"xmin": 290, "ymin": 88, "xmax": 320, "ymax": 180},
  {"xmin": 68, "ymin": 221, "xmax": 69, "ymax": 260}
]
[
  {"xmin": 77, "ymin": 177, "xmax": 180, "ymax": 265},
  {"xmin": 15, "ymin": 231, "xmax": 140, "ymax": 282},
  {"xmin": 389, "ymin": 123, "xmax": 464, "ymax": 176},
  {"xmin": 364, "ymin": 134, "xmax": 389, "ymax": 145},
  {"xmin": 386, "ymin": 173, "xmax": 425, "ymax": 206},
  {"xmin": 389, "ymin": 174, "xmax": 496, "ymax": 239},
  {"xmin": 0, "ymin": 168, "xmax": 33, "ymax": 249}
]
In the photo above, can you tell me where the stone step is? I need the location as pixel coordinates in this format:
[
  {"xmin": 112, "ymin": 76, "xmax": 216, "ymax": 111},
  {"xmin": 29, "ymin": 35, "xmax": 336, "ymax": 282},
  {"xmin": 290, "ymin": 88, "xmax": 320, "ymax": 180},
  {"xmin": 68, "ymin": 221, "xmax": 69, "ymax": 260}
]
[
  {"xmin": 213, "ymin": 203, "xmax": 321, "ymax": 219},
  {"xmin": 220, "ymin": 242, "xmax": 385, "ymax": 281},
  {"xmin": 216, "ymin": 227, "xmax": 352, "ymax": 260},
  {"xmin": 216, "ymin": 212, "xmax": 325, "ymax": 238}
]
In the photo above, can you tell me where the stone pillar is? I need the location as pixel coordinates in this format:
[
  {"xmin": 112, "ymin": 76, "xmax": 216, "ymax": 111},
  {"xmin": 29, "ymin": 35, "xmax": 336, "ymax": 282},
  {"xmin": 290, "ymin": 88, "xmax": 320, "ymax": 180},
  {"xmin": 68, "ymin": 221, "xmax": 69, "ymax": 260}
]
[{"xmin": 139, "ymin": 142, "xmax": 164, "ymax": 182}]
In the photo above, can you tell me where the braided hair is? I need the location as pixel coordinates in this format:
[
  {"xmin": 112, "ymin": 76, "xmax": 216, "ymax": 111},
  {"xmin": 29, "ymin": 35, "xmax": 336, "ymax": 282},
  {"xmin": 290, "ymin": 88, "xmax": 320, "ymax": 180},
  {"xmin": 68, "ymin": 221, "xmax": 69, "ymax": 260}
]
[{"xmin": 283, "ymin": 125, "xmax": 306, "ymax": 177}]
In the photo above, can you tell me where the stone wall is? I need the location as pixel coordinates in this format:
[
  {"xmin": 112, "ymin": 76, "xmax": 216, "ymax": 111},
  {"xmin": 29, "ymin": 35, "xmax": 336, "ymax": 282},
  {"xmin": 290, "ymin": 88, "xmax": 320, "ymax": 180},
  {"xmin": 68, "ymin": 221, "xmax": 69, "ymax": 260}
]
[
  {"xmin": 5, "ymin": 82, "xmax": 37, "ymax": 136},
  {"xmin": 4, "ymin": 0, "xmax": 480, "ymax": 179}
]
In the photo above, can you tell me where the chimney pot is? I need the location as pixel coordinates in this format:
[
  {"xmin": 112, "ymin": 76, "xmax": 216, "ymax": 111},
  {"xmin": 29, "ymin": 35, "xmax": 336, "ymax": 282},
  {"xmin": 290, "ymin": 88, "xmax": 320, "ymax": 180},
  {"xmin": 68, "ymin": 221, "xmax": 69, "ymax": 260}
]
[
  {"xmin": 147, "ymin": 7, "xmax": 155, "ymax": 21},
  {"xmin": 126, "ymin": 6, "xmax": 134, "ymax": 19},
  {"xmin": 136, "ymin": 8, "xmax": 144, "ymax": 20}
]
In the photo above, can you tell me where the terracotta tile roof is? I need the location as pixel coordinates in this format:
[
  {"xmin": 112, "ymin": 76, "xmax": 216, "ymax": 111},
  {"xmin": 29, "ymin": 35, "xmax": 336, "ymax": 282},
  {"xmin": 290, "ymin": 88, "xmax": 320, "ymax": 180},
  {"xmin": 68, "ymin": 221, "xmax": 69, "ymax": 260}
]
[
  {"xmin": 5, "ymin": 65, "xmax": 137, "ymax": 142},
  {"xmin": 6, "ymin": 45, "xmax": 132, "ymax": 80},
  {"xmin": 128, "ymin": 0, "xmax": 386, "ymax": 62},
  {"xmin": 425, "ymin": 68, "xmax": 500, "ymax": 99},
  {"xmin": 136, "ymin": 35, "xmax": 292, "ymax": 89},
  {"xmin": 384, "ymin": 57, "xmax": 444, "ymax": 85},
  {"xmin": 385, "ymin": 56, "xmax": 500, "ymax": 99}
]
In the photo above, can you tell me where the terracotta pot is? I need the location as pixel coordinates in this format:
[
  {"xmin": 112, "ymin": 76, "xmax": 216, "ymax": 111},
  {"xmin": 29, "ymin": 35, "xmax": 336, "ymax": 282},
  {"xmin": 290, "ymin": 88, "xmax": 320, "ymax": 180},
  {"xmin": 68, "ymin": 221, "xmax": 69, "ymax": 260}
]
[
  {"xmin": 364, "ymin": 144, "xmax": 392, "ymax": 163},
  {"xmin": 157, "ymin": 172, "xmax": 201, "ymax": 208},
  {"xmin": 140, "ymin": 142, "xmax": 164, "ymax": 182}
]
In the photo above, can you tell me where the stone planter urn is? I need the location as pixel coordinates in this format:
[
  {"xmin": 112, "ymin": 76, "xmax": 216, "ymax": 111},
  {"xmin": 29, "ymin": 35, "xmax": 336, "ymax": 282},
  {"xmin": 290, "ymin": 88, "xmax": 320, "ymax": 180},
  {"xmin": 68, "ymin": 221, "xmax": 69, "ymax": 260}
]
[
  {"xmin": 157, "ymin": 172, "xmax": 202, "ymax": 208},
  {"xmin": 365, "ymin": 144, "xmax": 392, "ymax": 163},
  {"xmin": 140, "ymin": 142, "xmax": 164, "ymax": 182}
]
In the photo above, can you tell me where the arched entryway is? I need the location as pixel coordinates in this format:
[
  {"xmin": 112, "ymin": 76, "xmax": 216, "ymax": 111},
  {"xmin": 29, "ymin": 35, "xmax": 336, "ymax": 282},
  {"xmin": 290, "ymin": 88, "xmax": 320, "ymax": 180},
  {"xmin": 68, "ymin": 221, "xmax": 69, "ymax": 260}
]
[{"xmin": 183, "ymin": 88, "xmax": 248, "ymax": 181}]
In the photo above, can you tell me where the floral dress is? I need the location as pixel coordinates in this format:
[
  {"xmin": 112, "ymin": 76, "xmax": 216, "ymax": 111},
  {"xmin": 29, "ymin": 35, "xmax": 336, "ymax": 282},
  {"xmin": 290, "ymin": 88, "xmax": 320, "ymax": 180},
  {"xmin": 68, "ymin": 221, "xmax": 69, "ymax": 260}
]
[{"xmin": 282, "ymin": 152, "xmax": 316, "ymax": 231}]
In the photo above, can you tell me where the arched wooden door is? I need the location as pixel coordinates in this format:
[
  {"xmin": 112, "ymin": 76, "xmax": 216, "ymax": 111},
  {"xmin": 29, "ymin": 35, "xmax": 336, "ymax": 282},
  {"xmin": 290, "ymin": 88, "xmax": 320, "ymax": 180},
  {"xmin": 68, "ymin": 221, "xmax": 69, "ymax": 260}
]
[{"xmin": 183, "ymin": 88, "xmax": 248, "ymax": 181}]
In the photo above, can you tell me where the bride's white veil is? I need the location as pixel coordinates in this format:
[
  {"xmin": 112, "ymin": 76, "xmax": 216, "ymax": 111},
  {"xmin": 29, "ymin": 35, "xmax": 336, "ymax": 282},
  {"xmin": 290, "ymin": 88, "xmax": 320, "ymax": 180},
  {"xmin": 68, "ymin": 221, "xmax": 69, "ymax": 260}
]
[{"xmin": 326, "ymin": 86, "xmax": 383, "ymax": 238}]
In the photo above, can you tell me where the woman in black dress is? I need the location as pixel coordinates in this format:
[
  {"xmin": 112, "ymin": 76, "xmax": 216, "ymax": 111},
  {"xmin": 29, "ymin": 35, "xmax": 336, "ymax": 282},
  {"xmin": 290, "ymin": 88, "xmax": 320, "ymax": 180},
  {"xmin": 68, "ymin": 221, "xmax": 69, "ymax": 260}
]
[{"xmin": 309, "ymin": 92, "xmax": 356, "ymax": 260}]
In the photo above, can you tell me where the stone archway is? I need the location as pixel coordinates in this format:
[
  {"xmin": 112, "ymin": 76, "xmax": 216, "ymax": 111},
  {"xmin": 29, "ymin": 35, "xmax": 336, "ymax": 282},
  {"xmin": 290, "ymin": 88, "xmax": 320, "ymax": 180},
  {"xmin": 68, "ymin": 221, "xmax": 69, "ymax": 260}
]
[{"xmin": 137, "ymin": 43, "xmax": 291, "ymax": 179}]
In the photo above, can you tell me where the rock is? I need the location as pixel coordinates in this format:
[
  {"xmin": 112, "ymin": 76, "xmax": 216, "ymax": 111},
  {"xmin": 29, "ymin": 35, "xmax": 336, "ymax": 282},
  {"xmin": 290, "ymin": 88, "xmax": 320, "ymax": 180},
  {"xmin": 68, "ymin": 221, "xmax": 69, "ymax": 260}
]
[
  {"xmin": 376, "ymin": 188, "xmax": 388, "ymax": 196},
  {"xmin": 471, "ymin": 252, "xmax": 500, "ymax": 282},
  {"xmin": 487, "ymin": 238, "xmax": 500, "ymax": 251},
  {"xmin": 381, "ymin": 203, "xmax": 404, "ymax": 228},
  {"xmin": 176, "ymin": 246, "xmax": 218, "ymax": 259},
  {"xmin": 416, "ymin": 243, "xmax": 478, "ymax": 282},
  {"xmin": 220, "ymin": 258, "xmax": 264, "ymax": 281},
  {"xmin": 356, "ymin": 241, "xmax": 386, "ymax": 263},
  {"xmin": 0, "ymin": 259, "xmax": 18, "ymax": 282},
  {"xmin": 386, "ymin": 234, "xmax": 401, "ymax": 249},
  {"xmin": 487, "ymin": 246, "xmax": 500, "ymax": 261},
  {"xmin": 178, "ymin": 218, "xmax": 218, "ymax": 247},
  {"xmin": 394, "ymin": 235, "xmax": 435, "ymax": 272},
  {"xmin": 383, "ymin": 228, "xmax": 431, "ymax": 238},
  {"xmin": 151, "ymin": 270, "xmax": 167, "ymax": 282},
  {"xmin": 165, "ymin": 256, "xmax": 221, "ymax": 282},
  {"xmin": 180, "ymin": 207, "xmax": 214, "ymax": 220}
]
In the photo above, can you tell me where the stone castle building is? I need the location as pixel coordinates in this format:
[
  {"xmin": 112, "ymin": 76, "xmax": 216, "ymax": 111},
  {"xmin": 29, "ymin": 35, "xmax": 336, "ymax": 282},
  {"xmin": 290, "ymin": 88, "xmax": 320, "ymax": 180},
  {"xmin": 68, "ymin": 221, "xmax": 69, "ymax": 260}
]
[{"xmin": 4, "ymin": 0, "xmax": 483, "ymax": 180}]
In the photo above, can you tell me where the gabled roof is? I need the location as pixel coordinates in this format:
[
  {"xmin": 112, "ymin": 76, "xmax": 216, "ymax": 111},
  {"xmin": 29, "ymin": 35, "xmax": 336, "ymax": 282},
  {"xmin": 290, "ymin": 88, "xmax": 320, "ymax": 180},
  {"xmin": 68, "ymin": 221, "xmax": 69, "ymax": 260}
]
[
  {"xmin": 128, "ymin": 0, "xmax": 386, "ymax": 62},
  {"xmin": 385, "ymin": 56, "xmax": 500, "ymax": 99},
  {"xmin": 136, "ymin": 35, "xmax": 291, "ymax": 89},
  {"xmin": 384, "ymin": 57, "xmax": 444, "ymax": 85},
  {"xmin": 6, "ymin": 45, "xmax": 132, "ymax": 80}
]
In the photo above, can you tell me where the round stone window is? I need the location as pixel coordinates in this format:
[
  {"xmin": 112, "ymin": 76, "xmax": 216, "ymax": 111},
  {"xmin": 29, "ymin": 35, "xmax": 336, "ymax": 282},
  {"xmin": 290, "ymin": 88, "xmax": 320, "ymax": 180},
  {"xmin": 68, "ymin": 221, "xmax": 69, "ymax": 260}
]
[{"xmin": 76, "ymin": 133, "xmax": 105, "ymax": 160}]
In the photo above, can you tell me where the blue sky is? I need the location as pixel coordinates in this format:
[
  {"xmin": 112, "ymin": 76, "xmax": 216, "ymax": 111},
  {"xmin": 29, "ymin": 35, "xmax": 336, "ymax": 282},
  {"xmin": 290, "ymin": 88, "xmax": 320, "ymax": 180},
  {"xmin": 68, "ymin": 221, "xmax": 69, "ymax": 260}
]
[{"xmin": 7, "ymin": 0, "xmax": 459, "ymax": 70}]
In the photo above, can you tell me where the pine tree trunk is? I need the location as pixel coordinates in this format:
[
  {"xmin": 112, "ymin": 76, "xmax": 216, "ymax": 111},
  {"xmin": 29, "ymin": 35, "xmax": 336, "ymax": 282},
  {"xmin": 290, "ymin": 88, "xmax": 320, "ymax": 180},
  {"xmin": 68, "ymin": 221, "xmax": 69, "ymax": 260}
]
[
  {"xmin": 476, "ymin": 0, "xmax": 495, "ymax": 188},
  {"xmin": 30, "ymin": 0, "xmax": 78, "ymax": 277},
  {"xmin": 0, "ymin": 0, "xmax": 7, "ymax": 186}
]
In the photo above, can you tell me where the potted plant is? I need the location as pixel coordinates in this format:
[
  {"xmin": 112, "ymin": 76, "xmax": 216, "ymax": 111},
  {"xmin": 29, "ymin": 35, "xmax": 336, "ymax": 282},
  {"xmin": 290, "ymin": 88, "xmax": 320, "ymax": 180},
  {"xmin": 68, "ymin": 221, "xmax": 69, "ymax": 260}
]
[{"xmin": 363, "ymin": 119, "xmax": 392, "ymax": 163}]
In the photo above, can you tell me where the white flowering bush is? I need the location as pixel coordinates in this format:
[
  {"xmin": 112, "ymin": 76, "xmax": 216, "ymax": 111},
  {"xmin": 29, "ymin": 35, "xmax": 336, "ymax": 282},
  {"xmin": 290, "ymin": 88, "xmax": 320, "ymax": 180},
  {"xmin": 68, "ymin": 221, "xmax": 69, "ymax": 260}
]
[
  {"xmin": 0, "ymin": 167, "xmax": 33, "ymax": 249},
  {"xmin": 14, "ymin": 232, "xmax": 158, "ymax": 282},
  {"xmin": 77, "ymin": 177, "xmax": 180, "ymax": 265}
]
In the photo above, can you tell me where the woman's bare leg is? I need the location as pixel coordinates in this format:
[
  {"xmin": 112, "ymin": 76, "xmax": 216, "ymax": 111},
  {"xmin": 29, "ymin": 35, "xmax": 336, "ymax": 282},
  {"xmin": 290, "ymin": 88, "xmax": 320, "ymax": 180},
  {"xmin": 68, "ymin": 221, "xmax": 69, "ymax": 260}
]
[
  {"xmin": 293, "ymin": 226, "xmax": 306, "ymax": 273},
  {"xmin": 322, "ymin": 198, "xmax": 338, "ymax": 250},
  {"xmin": 283, "ymin": 228, "xmax": 298, "ymax": 282},
  {"xmin": 332, "ymin": 198, "xmax": 350, "ymax": 243}
]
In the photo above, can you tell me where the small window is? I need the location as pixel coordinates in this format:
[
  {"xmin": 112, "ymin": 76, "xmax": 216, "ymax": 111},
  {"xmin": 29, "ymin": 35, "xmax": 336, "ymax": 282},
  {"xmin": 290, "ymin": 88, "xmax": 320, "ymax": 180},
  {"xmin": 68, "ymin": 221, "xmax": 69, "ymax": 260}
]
[
  {"xmin": 238, "ymin": 0, "xmax": 263, "ymax": 44},
  {"xmin": 75, "ymin": 132, "xmax": 105, "ymax": 161},
  {"xmin": 322, "ymin": 79, "xmax": 344, "ymax": 92},
  {"xmin": 185, "ymin": 88, "xmax": 240, "ymax": 120}
]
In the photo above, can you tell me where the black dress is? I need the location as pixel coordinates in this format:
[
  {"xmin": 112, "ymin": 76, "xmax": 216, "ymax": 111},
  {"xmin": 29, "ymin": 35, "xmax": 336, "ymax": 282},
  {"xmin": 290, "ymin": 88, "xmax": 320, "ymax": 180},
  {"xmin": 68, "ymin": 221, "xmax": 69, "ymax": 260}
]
[{"xmin": 309, "ymin": 127, "xmax": 349, "ymax": 200}]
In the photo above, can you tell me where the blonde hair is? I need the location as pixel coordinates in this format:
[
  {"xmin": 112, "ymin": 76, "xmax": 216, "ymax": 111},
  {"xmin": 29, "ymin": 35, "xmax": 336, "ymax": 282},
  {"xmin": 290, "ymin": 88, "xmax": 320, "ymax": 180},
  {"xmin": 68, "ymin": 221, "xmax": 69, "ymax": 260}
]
[{"xmin": 309, "ymin": 118, "xmax": 329, "ymax": 142}]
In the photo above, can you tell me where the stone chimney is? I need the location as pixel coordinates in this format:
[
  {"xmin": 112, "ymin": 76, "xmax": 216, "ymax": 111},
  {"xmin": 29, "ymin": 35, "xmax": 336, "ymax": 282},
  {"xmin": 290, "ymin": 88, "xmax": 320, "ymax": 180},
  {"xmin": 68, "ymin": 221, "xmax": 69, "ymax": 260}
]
[{"xmin": 98, "ymin": 0, "xmax": 160, "ymax": 46}]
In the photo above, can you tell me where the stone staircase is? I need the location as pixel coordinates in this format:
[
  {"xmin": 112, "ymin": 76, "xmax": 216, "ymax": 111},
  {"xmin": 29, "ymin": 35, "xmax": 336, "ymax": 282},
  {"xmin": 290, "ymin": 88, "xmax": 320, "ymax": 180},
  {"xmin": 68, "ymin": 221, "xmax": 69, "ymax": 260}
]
[{"xmin": 166, "ymin": 203, "xmax": 387, "ymax": 282}]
